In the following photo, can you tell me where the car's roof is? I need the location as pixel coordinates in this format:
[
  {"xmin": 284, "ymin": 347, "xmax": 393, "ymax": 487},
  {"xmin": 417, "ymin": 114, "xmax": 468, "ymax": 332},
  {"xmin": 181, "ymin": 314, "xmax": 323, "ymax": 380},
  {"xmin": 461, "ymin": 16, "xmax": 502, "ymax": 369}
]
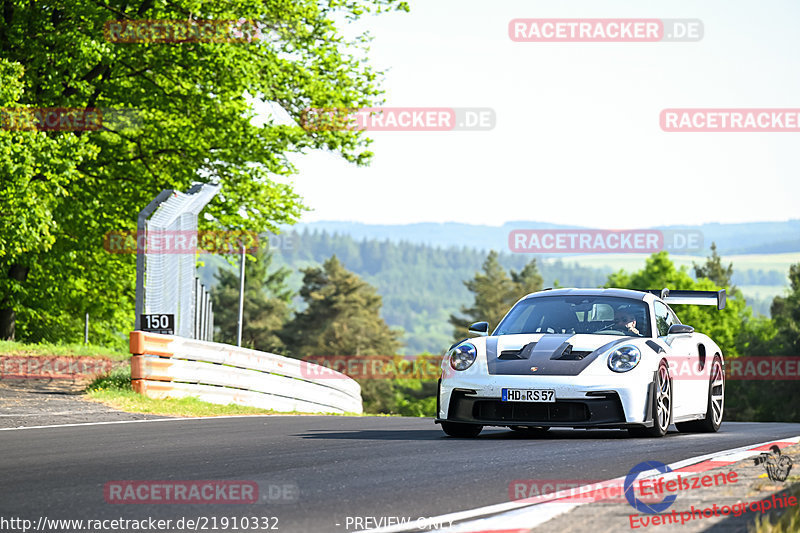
[{"xmin": 523, "ymin": 287, "xmax": 651, "ymax": 301}]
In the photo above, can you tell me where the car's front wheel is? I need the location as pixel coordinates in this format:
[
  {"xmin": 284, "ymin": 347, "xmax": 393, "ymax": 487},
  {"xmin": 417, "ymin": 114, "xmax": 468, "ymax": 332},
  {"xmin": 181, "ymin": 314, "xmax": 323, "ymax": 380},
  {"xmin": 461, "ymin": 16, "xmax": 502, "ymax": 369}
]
[
  {"xmin": 629, "ymin": 360, "xmax": 672, "ymax": 438},
  {"xmin": 441, "ymin": 421, "xmax": 482, "ymax": 438},
  {"xmin": 676, "ymin": 356, "xmax": 724, "ymax": 433}
]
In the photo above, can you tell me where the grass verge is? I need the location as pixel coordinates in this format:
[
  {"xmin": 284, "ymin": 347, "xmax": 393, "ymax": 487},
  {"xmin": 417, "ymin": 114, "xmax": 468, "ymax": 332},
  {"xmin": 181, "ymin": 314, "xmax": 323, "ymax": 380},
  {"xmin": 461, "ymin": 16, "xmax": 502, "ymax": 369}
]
[
  {"xmin": 85, "ymin": 367, "xmax": 363, "ymax": 417},
  {"xmin": 0, "ymin": 340, "xmax": 128, "ymax": 361},
  {"xmin": 751, "ymin": 483, "xmax": 800, "ymax": 533}
]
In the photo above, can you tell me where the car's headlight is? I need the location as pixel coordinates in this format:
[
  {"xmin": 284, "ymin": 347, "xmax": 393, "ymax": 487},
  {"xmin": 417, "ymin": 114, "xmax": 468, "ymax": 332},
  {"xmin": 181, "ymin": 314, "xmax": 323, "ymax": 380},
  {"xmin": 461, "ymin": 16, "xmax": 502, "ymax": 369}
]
[
  {"xmin": 450, "ymin": 343, "xmax": 477, "ymax": 371},
  {"xmin": 607, "ymin": 345, "xmax": 641, "ymax": 372}
]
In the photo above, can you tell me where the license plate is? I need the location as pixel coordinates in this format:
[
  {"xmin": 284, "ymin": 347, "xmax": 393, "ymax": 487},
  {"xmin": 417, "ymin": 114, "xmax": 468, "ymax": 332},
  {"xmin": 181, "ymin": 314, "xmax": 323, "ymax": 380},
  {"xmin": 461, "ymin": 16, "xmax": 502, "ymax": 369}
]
[{"xmin": 501, "ymin": 388, "xmax": 555, "ymax": 402}]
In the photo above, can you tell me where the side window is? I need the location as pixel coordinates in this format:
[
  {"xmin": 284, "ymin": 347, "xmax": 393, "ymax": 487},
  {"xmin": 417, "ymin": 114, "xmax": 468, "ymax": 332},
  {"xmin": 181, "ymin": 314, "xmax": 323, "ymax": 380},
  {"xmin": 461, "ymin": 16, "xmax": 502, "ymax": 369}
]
[
  {"xmin": 654, "ymin": 301, "xmax": 674, "ymax": 337},
  {"xmin": 666, "ymin": 305, "xmax": 682, "ymax": 325}
]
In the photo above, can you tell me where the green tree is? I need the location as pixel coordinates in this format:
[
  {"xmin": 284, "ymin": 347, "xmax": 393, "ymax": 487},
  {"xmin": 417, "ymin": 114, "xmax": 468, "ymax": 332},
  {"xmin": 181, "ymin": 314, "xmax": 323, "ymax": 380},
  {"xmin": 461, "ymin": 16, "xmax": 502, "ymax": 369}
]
[
  {"xmin": 511, "ymin": 258, "xmax": 545, "ymax": 297},
  {"xmin": 281, "ymin": 256, "xmax": 402, "ymax": 357},
  {"xmin": 605, "ymin": 251, "xmax": 746, "ymax": 355},
  {"xmin": 281, "ymin": 255, "xmax": 402, "ymax": 414},
  {"xmin": 689, "ymin": 243, "xmax": 783, "ymax": 357},
  {"xmin": 771, "ymin": 263, "xmax": 800, "ymax": 355},
  {"xmin": 734, "ymin": 315, "xmax": 781, "ymax": 356},
  {"xmin": 449, "ymin": 251, "xmax": 512, "ymax": 339},
  {"xmin": 725, "ymin": 263, "xmax": 800, "ymax": 423},
  {"xmin": 0, "ymin": 58, "xmax": 108, "ymax": 343},
  {"xmin": 211, "ymin": 247, "xmax": 292, "ymax": 353},
  {"xmin": 693, "ymin": 242, "xmax": 734, "ymax": 289},
  {"xmin": 0, "ymin": 0, "xmax": 408, "ymax": 343},
  {"xmin": 449, "ymin": 252, "xmax": 544, "ymax": 340}
]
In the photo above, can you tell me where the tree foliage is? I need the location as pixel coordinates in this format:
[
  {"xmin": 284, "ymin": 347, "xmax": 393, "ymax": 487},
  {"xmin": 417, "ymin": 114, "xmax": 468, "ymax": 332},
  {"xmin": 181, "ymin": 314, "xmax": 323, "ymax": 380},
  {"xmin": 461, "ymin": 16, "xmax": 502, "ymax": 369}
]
[
  {"xmin": 211, "ymin": 248, "xmax": 292, "ymax": 353},
  {"xmin": 771, "ymin": 263, "xmax": 800, "ymax": 355},
  {"xmin": 608, "ymin": 253, "xmax": 800, "ymax": 422},
  {"xmin": 511, "ymin": 257, "xmax": 545, "ymax": 297},
  {"xmin": 279, "ymin": 255, "xmax": 403, "ymax": 414},
  {"xmin": 0, "ymin": 58, "xmax": 107, "ymax": 343},
  {"xmin": 0, "ymin": 0, "xmax": 409, "ymax": 343},
  {"xmin": 605, "ymin": 251, "xmax": 747, "ymax": 355},
  {"xmin": 693, "ymin": 242, "xmax": 734, "ymax": 289},
  {"xmin": 281, "ymin": 255, "xmax": 402, "ymax": 358},
  {"xmin": 726, "ymin": 264, "xmax": 800, "ymax": 422},
  {"xmin": 277, "ymin": 230, "xmax": 604, "ymax": 352},
  {"xmin": 448, "ymin": 251, "xmax": 544, "ymax": 341}
]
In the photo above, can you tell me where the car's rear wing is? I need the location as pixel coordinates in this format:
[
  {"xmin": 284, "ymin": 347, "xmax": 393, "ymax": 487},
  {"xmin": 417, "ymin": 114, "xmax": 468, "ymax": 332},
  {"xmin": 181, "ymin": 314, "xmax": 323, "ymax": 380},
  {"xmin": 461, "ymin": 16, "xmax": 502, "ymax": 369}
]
[{"xmin": 642, "ymin": 288, "xmax": 726, "ymax": 310}]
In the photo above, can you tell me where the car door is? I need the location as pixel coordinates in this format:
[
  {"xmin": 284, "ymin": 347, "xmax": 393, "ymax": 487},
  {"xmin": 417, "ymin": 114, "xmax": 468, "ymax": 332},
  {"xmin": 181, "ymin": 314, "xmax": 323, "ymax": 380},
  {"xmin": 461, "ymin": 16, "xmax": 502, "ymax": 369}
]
[
  {"xmin": 654, "ymin": 301, "xmax": 692, "ymax": 417},
  {"xmin": 665, "ymin": 304, "xmax": 709, "ymax": 415}
]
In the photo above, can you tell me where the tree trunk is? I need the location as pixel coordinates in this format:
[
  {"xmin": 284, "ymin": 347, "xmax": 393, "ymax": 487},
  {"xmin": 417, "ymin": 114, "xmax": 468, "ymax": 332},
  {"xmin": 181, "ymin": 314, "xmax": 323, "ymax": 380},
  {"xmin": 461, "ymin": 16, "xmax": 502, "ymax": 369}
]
[
  {"xmin": 0, "ymin": 263, "xmax": 30, "ymax": 341},
  {"xmin": 0, "ymin": 307, "xmax": 15, "ymax": 340}
]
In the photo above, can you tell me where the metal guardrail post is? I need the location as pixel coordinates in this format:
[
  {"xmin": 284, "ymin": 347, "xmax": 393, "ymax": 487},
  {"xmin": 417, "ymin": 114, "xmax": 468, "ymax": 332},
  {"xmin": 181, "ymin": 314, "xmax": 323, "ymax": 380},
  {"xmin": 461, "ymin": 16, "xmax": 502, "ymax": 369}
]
[{"xmin": 236, "ymin": 243, "xmax": 245, "ymax": 347}]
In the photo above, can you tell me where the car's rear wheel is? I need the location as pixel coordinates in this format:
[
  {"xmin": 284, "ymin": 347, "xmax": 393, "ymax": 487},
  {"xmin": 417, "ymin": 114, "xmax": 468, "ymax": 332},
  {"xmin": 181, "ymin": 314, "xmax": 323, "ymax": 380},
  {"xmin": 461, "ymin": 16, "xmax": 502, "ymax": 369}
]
[
  {"xmin": 676, "ymin": 356, "xmax": 724, "ymax": 433},
  {"xmin": 441, "ymin": 421, "xmax": 482, "ymax": 438},
  {"xmin": 629, "ymin": 360, "xmax": 672, "ymax": 438},
  {"xmin": 510, "ymin": 426, "xmax": 550, "ymax": 436}
]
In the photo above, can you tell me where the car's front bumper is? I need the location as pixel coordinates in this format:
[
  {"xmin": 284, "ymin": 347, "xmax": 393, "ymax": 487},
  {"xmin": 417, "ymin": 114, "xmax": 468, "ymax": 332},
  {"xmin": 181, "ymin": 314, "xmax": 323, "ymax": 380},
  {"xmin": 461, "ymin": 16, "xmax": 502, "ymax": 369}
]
[{"xmin": 437, "ymin": 373, "xmax": 658, "ymax": 429}]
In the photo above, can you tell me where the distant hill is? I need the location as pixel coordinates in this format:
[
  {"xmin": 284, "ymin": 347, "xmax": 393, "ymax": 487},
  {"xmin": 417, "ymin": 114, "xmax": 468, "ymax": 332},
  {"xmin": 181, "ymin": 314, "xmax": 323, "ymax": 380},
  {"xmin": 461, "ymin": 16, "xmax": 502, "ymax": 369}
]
[
  {"xmin": 287, "ymin": 220, "xmax": 800, "ymax": 256},
  {"xmin": 728, "ymin": 236, "xmax": 800, "ymax": 254}
]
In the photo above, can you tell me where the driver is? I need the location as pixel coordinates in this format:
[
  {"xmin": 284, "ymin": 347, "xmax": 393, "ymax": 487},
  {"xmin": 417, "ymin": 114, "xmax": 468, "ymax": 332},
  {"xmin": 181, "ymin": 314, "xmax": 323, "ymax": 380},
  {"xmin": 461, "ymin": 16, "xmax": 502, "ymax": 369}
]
[{"xmin": 614, "ymin": 309, "xmax": 640, "ymax": 336}]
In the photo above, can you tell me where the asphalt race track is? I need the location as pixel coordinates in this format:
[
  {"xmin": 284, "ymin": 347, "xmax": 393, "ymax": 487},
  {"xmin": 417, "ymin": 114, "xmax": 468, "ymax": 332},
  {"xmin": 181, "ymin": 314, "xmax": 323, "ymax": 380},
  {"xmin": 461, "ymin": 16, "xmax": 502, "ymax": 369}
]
[{"xmin": 2, "ymin": 417, "xmax": 799, "ymax": 532}]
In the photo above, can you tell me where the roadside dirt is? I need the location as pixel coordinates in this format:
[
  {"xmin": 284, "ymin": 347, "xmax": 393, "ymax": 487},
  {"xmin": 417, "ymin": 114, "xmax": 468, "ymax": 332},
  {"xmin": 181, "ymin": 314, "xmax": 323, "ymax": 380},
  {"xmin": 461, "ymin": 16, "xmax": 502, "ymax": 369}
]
[
  {"xmin": 533, "ymin": 443, "xmax": 800, "ymax": 533},
  {"xmin": 0, "ymin": 378, "xmax": 168, "ymax": 429}
]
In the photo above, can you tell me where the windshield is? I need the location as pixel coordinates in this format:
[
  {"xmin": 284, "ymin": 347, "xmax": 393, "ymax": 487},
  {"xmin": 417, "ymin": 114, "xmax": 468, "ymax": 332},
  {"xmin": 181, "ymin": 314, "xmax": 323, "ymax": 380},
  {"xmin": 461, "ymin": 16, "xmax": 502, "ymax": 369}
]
[{"xmin": 494, "ymin": 295, "xmax": 652, "ymax": 337}]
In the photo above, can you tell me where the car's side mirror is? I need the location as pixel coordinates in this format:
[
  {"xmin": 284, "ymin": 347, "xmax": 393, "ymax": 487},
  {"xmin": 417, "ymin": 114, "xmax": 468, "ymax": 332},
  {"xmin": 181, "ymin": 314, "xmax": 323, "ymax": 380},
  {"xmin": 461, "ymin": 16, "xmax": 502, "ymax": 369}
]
[
  {"xmin": 668, "ymin": 324, "xmax": 694, "ymax": 335},
  {"xmin": 468, "ymin": 321, "xmax": 489, "ymax": 337}
]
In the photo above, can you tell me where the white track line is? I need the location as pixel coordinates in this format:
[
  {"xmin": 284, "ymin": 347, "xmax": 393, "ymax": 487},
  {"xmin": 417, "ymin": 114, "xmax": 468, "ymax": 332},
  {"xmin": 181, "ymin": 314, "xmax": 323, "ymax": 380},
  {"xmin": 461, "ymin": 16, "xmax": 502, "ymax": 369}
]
[
  {"xmin": 438, "ymin": 501, "xmax": 579, "ymax": 533},
  {"xmin": 359, "ymin": 434, "xmax": 800, "ymax": 533}
]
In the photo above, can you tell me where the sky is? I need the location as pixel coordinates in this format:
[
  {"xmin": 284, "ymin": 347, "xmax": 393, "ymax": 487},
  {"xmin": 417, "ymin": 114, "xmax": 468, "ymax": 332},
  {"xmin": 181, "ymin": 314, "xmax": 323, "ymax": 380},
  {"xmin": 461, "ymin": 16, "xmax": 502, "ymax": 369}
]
[{"xmin": 268, "ymin": 0, "xmax": 800, "ymax": 228}]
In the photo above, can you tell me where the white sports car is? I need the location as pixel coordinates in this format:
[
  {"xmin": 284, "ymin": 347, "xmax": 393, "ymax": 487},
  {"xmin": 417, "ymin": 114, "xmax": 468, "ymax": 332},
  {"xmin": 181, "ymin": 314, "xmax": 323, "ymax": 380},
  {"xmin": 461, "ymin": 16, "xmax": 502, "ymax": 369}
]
[{"xmin": 436, "ymin": 288, "xmax": 726, "ymax": 438}]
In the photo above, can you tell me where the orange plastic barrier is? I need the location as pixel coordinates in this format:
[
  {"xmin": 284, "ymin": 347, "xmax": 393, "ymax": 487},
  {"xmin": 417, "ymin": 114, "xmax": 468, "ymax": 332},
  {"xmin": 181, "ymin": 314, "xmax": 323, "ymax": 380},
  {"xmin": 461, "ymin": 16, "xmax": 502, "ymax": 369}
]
[{"xmin": 129, "ymin": 331, "xmax": 175, "ymax": 357}]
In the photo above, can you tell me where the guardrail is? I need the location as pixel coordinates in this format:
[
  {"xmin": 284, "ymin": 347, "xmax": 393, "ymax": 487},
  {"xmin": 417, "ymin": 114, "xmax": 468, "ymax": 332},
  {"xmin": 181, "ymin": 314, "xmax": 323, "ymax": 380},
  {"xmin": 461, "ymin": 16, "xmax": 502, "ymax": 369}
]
[{"xmin": 129, "ymin": 331, "xmax": 362, "ymax": 414}]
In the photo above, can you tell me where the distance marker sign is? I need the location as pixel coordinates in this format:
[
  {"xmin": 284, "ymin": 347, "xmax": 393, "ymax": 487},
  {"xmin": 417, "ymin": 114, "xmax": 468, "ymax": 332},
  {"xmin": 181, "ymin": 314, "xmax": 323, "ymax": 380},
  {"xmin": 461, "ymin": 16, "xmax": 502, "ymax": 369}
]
[{"xmin": 140, "ymin": 314, "xmax": 174, "ymax": 334}]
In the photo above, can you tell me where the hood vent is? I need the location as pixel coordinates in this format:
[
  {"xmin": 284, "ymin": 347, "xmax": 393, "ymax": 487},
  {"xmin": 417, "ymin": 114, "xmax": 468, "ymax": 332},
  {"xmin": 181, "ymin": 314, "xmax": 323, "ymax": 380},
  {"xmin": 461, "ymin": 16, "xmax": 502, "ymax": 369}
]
[
  {"xmin": 556, "ymin": 344, "xmax": 594, "ymax": 360},
  {"xmin": 498, "ymin": 341, "xmax": 592, "ymax": 361},
  {"xmin": 499, "ymin": 342, "xmax": 536, "ymax": 359},
  {"xmin": 498, "ymin": 342, "xmax": 536, "ymax": 360}
]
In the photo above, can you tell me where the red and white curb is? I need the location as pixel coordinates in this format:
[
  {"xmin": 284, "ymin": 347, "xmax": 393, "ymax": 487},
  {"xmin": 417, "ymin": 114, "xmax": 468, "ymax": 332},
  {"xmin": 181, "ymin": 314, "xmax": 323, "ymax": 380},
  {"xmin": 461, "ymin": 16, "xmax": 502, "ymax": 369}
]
[{"xmin": 359, "ymin": 435, "xmax": 800, "ymax": 533}]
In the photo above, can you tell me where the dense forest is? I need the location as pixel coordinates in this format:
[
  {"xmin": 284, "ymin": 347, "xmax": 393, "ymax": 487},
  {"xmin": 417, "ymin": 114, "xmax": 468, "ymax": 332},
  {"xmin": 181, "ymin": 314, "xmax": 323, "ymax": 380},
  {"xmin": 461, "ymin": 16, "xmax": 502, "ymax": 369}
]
[
  {"xmin": 202, "ymin": 230, "xmax": 608, "ymax": 353},
  {"xmin": 199, "ymin": 229, "xmax": 788, "ymax": 354}
]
